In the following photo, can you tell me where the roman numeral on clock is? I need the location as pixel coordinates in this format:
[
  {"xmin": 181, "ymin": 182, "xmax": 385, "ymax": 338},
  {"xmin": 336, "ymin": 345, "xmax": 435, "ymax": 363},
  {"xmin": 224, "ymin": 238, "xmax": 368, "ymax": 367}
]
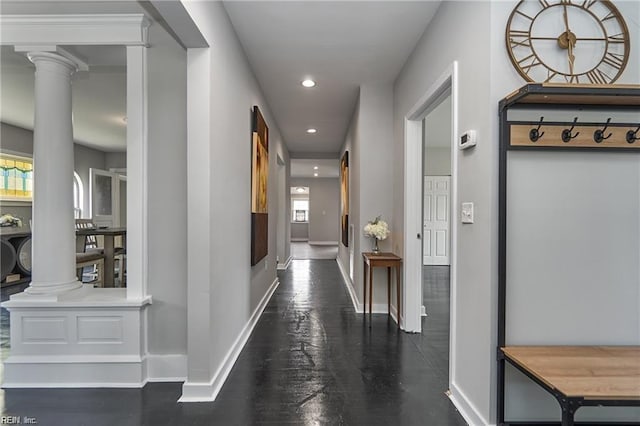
[
  {"xmin": 586, "ymin": 69, "xmax": 611, "ymax": 84},
  {"xmin": 603, "ymin": 52, "xmax": 624, "ymax": 69},
  {"xmin": 518, "ymin": 54, "xmax": 542, "ymax": 72}
]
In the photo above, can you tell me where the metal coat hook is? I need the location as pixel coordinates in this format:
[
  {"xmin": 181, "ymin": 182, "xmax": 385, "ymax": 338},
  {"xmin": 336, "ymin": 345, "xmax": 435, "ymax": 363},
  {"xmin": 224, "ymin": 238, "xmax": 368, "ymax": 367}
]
[
  {"xmin": 626, "ymin": 125, "xmax": 640, "ymax": 144},
  {"xmin": 529, "ymin": 116, "xmax": 545, "ymax": 142},
  {"xmin": 593, "ymin": 118, "xmax": 612, "ymax": 143},
  {"xmin": 561, "ymin": 117, "xmax": 580, "ymax": 143}
]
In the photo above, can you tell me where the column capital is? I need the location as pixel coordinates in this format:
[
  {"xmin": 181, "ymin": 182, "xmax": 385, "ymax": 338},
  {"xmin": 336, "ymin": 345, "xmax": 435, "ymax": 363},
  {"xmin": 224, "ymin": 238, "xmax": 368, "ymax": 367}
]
[{"xmin": 15, "ymin": 45, "xmax": 89, "ymax": 72}]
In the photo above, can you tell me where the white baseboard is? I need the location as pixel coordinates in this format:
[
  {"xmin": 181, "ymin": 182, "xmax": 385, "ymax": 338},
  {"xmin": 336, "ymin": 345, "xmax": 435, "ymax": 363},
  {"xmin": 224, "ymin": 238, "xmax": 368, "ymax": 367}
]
[
  {"xmin": 308, "ymin": 241, "xmax": 338, "ymax": 246},
  {"xmin": 336, "ymin": 257, "xmax": 359, "ymax": 312},
  {"xmin": 277, "ymin": 255, "xmax": 293, "ymax": 271},
  {"xmin": 449, "ymin": 381, "xmax": 490, "ymax": 426},
  {"xmin": 2, "ymin": 355, "xmax": 147, "ymax": 388},
  {"xmin": 146, "ymin": 354, "xmax": 187, "ymax": 382},
  {"xmin": 290, "ymin": 238, "xmax": 308, "ymax": 242},
  {"xmin": 179, "ymin": 277, "xmax": 280, "ymax": 402}
]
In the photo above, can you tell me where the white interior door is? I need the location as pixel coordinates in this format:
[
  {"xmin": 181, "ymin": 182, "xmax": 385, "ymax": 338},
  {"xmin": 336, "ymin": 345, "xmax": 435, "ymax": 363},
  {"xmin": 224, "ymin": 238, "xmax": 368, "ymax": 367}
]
[
  {"xmin": 90, "ymin": 168, "xmax": 123, "ymax": 227},
  {"xmin": 423, "ymin": 176, "xmax": 450, "ymax": 265}
]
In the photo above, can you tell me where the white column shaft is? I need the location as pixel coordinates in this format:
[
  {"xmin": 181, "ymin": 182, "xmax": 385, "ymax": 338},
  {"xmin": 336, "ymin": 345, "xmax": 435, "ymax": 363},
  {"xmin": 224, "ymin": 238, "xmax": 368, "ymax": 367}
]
[{"xmin": 27, "ymin": 52, "xmax": 82, "ymax": 294}]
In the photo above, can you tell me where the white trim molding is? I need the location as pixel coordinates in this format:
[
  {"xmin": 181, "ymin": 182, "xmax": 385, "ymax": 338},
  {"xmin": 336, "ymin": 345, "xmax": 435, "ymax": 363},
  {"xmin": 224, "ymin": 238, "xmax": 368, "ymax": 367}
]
[
  {"xmin": 0, "ymin": 14, "xmax": 150, "ymax": 46},
  {"xmin": 449, "ymin": 382, "xmax": 491, "ymax": 426},
  {"xmin": 277, "ymin": 255, "xmax": 293, "ymax": 271},
  {"xmin": 308, "ymin": 241, "xmax": 339, "ymax": 246},
  {"xmin": 179, "ymin": 277, "xmax": 280, "ymax": 402},
  {"xmin": 337, "ymin": 257, "xmax": 359, "ymax": 312}
]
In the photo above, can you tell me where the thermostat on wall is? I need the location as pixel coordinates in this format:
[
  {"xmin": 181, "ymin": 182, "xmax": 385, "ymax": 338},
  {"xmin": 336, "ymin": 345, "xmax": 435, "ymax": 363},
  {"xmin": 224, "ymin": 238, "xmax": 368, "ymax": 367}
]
[{"xmin": 459, "ymin": 130, "xmax": 477, "ymax": 150}]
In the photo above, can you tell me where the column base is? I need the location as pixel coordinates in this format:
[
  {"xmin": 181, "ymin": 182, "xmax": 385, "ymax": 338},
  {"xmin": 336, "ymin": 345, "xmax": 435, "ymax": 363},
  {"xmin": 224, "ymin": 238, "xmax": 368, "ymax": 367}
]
[{"xmin": 19, "ymin": 279, "xmax": 83, "ymax": 301}]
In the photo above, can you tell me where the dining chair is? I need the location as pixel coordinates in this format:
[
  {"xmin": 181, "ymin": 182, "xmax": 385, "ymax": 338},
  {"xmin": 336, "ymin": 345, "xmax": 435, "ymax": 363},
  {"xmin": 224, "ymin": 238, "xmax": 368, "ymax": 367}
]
[{"xmin": 75, "ymin": 219, "xmax": 104, "ymax": 286}]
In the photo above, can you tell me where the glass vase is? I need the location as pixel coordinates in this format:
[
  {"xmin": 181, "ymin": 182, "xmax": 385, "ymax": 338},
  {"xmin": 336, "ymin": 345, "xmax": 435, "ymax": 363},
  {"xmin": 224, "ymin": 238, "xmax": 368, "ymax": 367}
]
[{"xmin": 372, "ymin": 238, "xmax": 379, "ymax": 253}]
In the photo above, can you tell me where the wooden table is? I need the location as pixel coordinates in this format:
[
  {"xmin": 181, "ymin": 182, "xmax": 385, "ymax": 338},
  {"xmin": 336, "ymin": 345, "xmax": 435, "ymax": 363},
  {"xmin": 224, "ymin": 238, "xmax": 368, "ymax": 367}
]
[
  {"xmin": 362, "ymin": 252, "xmax": 402, "ymax": 328},
  {"xmin": 76, "ymin": 227, "xmax": 126, "ymax": 287},
  {"xmin": 501, "ymin": 346, "xmax": 640, "ymax": 426}
]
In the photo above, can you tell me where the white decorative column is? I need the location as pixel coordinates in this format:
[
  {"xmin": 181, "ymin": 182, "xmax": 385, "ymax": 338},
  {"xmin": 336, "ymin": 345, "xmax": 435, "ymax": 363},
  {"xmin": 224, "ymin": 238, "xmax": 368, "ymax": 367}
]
[
  {"xmin": 1, "ymin": 16, "xmax": 153, "ymax": 389},
  {"xmin": 24, "ymin": 50, "xmax": 83, "ymax": 296}
]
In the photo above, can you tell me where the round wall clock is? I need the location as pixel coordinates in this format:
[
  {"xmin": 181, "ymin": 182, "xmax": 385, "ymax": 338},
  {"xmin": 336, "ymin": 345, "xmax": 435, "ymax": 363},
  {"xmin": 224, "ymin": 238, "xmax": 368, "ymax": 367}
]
[{"xmin": 505, "ymin": 0, "xmax": 630, "ymax": 84}]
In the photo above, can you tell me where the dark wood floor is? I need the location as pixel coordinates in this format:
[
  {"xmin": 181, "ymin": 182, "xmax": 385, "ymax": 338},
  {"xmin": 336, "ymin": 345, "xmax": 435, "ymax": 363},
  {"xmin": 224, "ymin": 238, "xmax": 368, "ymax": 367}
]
[{"xmin": 1, "ymin": 260, "xmax": 466, "ymax": 425}]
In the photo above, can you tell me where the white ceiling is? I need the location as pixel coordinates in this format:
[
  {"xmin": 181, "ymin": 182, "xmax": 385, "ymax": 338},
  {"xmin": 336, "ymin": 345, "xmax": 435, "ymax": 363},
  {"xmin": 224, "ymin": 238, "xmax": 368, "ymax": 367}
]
[
  {"xmin": 223, "ymin": 1, "xmax": 441, "ymax": 156},
  {"xmin": 0, "ymin": 1, "xmax": 441, "ymax": 157}
]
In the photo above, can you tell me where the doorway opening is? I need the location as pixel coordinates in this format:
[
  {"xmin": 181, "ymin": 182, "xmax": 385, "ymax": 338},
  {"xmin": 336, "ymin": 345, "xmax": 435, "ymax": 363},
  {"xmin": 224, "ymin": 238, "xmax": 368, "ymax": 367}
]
[
  {"xmin": 421, "ymin": 92, "xmax": 453, "ymax": 387},
  {"xmin": 403, "ymin": 62, "xmax": 458, "ymax": 392}
]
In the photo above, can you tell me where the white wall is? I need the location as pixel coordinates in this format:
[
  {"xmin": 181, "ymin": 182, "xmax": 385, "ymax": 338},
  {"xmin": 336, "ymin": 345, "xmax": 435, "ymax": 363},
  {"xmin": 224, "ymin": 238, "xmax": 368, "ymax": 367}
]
[
  {"xmin": 291, "ymin": 177, "xmax": 340, "ymax": 243},
  {"xmin": 424, "ymin": 96, "xmax": 452, "ymax": 176},
  {"xmin": 338, "ymin": 84, "xmax": 395, "ymax": 309},
  {"xmin": 145, "ymin": 22, "xmax": 188, "ymax": 365},
  {"xmin": 424, "ymin": 147, "xmax": 450, "ymax": 176},
  {"xmin": 105, "ymin": 152, "xmax": 126, "ymax": 170},
  {"xmin": 393, "ymin": 2, "xmax": 494, "ymax": 423},
  {"xmin": 0, "ymin": 122, "xmax": 32, "ymax": 154},
  {"xmin": 276, "ymin": 157, "xmax": 290, "ymax": 264},
  {"xmin": 74, "ymin": 144, "xmax": 106, "ymax": 217},
  {"xmin": 182, "ymin": 1, "xmax": 290, "ymax": 397},
  {"xmin": 337, "ymin": 101, "xmax": 358, "ymax": 288}
]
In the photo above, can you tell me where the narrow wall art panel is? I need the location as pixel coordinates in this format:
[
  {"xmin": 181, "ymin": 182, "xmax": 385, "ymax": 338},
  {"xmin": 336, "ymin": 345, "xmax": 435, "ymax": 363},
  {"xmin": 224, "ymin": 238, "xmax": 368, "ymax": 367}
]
[
  {"xmin": 340, "ymin": 151, "xmax": 349, "ymax": 247},
  {"xmin": 251, "ymin": 106, "xmax": 269, "ymax": 265}
]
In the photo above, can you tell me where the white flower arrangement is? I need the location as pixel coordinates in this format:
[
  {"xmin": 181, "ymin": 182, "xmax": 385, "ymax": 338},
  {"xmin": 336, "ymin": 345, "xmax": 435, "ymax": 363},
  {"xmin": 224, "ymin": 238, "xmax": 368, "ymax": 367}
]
[{"xmin": 363, "ymin": 215, "xmax": 389, "ymax": 241}]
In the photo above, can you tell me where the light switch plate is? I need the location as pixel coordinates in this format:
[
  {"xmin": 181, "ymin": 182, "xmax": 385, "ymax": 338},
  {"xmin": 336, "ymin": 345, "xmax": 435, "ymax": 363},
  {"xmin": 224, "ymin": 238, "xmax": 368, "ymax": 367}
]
[{"xmin": 461, "ymin": 202, "xmax": 474, "ymax": 224}]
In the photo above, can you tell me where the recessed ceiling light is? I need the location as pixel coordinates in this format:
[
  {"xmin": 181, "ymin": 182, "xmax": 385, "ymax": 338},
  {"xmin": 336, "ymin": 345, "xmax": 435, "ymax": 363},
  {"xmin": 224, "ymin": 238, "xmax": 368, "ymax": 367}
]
[
  {"xmin": 314, "ymin": 173, "xmax": 318, "ymax": 177},
  {"xmin": 313, "ymin": 166, "xmax": 318, "ymax": 170},
  {"xmin": 302, "ymin": 79, "xmax": 316, "ymax": 88},
  {"xmin": 307, "ymin": 128, "xmax": 317, "ymax": 134}
]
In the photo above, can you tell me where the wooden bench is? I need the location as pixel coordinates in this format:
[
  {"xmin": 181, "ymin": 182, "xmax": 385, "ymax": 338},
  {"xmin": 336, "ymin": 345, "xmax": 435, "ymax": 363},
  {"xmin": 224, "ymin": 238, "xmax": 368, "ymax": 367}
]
[{"xmin": 501, "ymin": 346, "xmax": 640, "ymax": 426}]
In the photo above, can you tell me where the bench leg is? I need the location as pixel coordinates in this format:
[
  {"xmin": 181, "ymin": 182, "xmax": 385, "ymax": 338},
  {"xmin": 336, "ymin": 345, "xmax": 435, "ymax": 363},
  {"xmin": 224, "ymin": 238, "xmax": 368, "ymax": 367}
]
[{"xmin": 558, "ymin": 397, "xmax": 580, "ymax": 426}]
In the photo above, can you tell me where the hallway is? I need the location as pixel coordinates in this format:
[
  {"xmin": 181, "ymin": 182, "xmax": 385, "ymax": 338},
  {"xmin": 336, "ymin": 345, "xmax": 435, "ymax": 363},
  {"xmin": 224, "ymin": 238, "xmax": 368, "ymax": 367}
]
[
  {"xmin": 1, "ymin": 260, "xmax": 466, "ymax": 425},
  {"xmin": 291, "ymin": 241, "xmax": 338, "ymax": 260}
]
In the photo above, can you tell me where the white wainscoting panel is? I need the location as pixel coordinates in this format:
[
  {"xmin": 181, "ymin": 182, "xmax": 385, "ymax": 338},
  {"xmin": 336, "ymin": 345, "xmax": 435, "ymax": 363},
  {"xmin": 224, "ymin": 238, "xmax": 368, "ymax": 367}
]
[{"xmin": 2, "ymin": 287, "xmax": 151, "ymax": 387}]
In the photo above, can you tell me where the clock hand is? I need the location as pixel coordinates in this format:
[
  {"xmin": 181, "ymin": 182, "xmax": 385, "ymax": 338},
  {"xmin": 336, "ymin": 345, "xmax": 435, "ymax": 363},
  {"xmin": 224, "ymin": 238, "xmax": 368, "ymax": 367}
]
[
  {"xmin": 562, "ymin": 3, "xmax": 576, "ymax": 75},
  {"xmin": 567, "ymin": 37, "xmax": 575, "ymax": 75}
]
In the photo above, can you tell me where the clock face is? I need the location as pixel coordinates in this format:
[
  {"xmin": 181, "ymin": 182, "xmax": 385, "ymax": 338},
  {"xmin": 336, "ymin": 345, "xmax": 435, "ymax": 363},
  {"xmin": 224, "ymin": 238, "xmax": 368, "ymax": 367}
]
[{"xmin": 506, "ymin": 0, "xmax": 630, "ymax": 84}]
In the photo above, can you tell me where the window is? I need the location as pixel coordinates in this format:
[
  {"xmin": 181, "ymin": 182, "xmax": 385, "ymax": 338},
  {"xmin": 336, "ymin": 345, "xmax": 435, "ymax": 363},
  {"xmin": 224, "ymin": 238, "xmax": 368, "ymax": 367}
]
[
  {"xmin": 73, "ymin": 171, "xmax": 83, "ymax": 218},
  {"xmin": 292, "ymin": 199, "xmax": 309, "ymax": 222},
  {"xmin": 0, "ymin": 153, "xmax": 33, "ymax": 201}
]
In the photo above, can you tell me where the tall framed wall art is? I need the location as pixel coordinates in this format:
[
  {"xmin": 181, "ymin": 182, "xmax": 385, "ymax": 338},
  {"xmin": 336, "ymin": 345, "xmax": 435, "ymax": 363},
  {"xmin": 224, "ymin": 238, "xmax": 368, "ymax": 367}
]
[
  {"xmin": 251, "ymin": 106, "xmax": 269, "ymax": 265},
  {"xmin": 340, "ymin": 151, "xmax": 349, "ymax": 247}
]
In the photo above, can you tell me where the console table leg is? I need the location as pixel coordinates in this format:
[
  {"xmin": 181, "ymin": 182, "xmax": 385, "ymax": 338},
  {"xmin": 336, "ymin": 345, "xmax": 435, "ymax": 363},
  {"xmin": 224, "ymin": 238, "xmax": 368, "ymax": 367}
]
[
  {"xmin": 396, "ymin": 265, "xmax": 401, "ymax": 329},
  {"xmin": 363, "ymin": 262, "xmax": 367, "ymax": 315},
  {"xmin": 369, "ymin": 265, "xmax": 373, "ymax": 321},
  {"xmin": 387, "ymin": 267, "xmax": 391, "ymax": 315}
]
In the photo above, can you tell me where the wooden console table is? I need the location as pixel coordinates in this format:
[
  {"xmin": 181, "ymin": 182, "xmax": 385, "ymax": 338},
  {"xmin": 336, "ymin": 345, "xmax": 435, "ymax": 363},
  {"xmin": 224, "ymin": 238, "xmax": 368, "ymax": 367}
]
[{"xmin": 362, "ymin": 252, "xmax": 402, "ymax": 328}]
